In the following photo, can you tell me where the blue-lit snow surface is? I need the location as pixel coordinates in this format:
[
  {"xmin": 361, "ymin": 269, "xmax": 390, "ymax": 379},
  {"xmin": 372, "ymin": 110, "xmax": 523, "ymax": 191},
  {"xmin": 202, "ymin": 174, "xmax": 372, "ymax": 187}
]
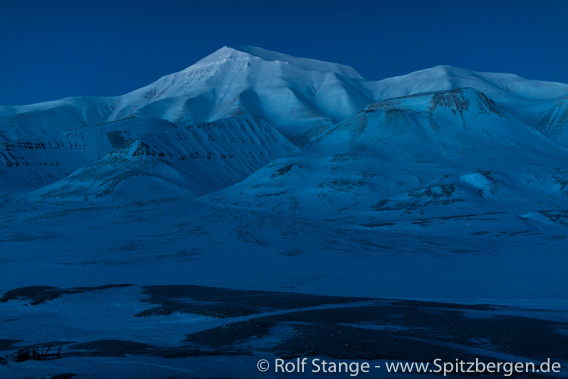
[{"xmin": 0, "ymin": 47, "xmax": 567, "ymax": 378}]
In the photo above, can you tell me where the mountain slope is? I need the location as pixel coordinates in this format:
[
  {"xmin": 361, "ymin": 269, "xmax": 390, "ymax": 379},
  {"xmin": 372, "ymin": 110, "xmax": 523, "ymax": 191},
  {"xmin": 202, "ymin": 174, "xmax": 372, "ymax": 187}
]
[
  {"xmin": 363, "ymin": 65, "xmax": 568, "ymax": 102},
  {"xmin": 202, "ymin": 88, "xmax": 568, "ymax": 224},
  {"xmin": 31, "ymin": 114, "xmax": 295, "ymax": 202},
  {"xmin": 365, "ymin": 65, "xmax": 568, "ymax": 145},
  {"xmin": 111, "ymin": 46, "xmax": 374, "ymax": 144},
  {"xmin": 1, "ymin": 46, "xmax": 567, "ymax": 199},
  {"xmin": 0, "ymin": 97, "xmax": 116, "ymax": 143},
  {"xmin": 5, "ymin": 47, "xmax": 567, "ymax": 147},
  {"xmin": 514, "ymin": 96, "xmax": 568, "ymax": 145},
  {"xmin": 0, "ymin": 117, "xmax": 176, "ymax": 195}
]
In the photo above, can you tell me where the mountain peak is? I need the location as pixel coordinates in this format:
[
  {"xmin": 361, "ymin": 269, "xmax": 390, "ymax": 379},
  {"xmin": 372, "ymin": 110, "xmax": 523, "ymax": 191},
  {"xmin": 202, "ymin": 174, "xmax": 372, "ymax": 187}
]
[
  {"xmin": 188, "ymin": 45, "xmax": 363, "ymax": 79},
  {"xmin": 187, "ymin": 45, "xmax": 248, "ymax": 67}
]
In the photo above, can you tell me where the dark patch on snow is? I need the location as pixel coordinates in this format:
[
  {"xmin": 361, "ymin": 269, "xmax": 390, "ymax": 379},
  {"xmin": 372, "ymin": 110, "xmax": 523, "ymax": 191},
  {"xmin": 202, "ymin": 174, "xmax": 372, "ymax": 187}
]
[
  {"xmin": 0, "ymin": 286, "xmax": 74, "ymax": 305},
  {"xmin": 49, "ymin": 374, "xmax": 77, "ymax": 379},
  {"xmin": 470, "ymin": 231, "xmax": 491, "ymax": 235},
  {"xmin": 429, "ymin": 89, "xmax": 470, "ymax": 113},
  {"xmin": 539, "ymin": 209, "xmax": 568, "ymax": 225},
  {"xmin": 69, "ymin": 339, "xmax": 243, "ymax": 359},
  {"xmin": 3, "ymin": 284, "xmax": 567, "ymax": 374},
  {"xmin": 130, "ymin": 141, "xmax": 154, "ymax": 156},
  {"xmin": 185, "ymin": 319, "xmax": 274, "ymax": 348},
  {"xmin": 410, "ymin": 211, "xmax": 507, "ymax": 226},
  {"xmin": 105, "ymin": 130, "xmax": 127, "ymax": 149},
  {"xmin": 0, "ymin": 339, "xmax": 20, "ymax": 351},
  {"xmin": 70, "ymin": 340, "xmax": 153, "ymax": 357},
  {"xmin": 270, "ymin": 163, "xmax": 301, "ymax": 178},
  {"xmin": 73, "ymin": 284, "xmax": 132, "ymax": 291},
  {"xmin": 176, "ymin": 295, "xmax": 568, "ymax": 363},
  {"xmin": 145, "ymin": 346, "xmax": 237, "ymax": 359},
  {"xmin": 0, "ymin": 284, "xmax": 132, "ymax": 305},
  {"xmin": 275, "ymin": 322, "xmax": 486, "ymax": 361},
  {"xmin": 136, "ymin": 302, "xmax": 259, "ymax": 318},
  {"xmin": 139, "ymin": 285, "xmax": 364, "ymax": 311},
  {"xmin": 136, "ymin": 285, "xmax": 369, "ymax": 319},
  {"xmin": 255, "ymin": 190, "xmax": 288, "ymax": 198}
]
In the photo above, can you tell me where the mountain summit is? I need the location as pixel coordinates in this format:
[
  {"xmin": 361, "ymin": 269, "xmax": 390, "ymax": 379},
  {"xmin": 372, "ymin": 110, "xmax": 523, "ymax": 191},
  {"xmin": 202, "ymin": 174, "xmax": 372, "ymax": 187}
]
[{"xmin": 108, "ymin": 45, "xmax": 372, "ymax": 141}]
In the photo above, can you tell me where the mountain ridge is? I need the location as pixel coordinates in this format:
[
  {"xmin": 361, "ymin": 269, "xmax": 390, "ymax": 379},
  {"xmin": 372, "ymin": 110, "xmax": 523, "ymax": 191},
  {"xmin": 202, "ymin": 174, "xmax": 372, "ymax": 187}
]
[
  {"xmin": 1, "ymin": 46, "xmax": 568, "ymax": 201},
  {"xmin": 3, "ymin": 46, "xmax": 567, "ymax": 127}
]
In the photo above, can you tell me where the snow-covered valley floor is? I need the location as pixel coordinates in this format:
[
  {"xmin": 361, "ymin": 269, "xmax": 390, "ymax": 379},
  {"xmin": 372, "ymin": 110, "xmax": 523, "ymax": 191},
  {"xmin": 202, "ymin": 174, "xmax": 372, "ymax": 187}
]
[{"xmin": 0, "ymin": 197, "xmax": 567, "ymax": 378}]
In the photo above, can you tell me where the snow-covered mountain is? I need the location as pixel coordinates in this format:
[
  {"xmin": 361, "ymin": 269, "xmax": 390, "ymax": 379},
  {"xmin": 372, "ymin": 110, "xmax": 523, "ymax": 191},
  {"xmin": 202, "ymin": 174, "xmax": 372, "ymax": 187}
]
[
  {"xmin": 1, "ymin": 48, "xmax": 568, "ymax": 378},
  {"xmin": 0, "ymin": 46, "xmax": 371, "ymax": 145},
  {"xmin": 31, "ymin": 114, "xmax": 294, "ymax": 202},
  {"xmin": 203, "ymin": 87, "xmax": 568, "ymax": 226},
  {"xmin": 0, "ymin": 117, "xmax": 177, "ymax": 195},
  {"xmin": 2, "ymin": 46, "xmax": 568, "ymax": 200}
]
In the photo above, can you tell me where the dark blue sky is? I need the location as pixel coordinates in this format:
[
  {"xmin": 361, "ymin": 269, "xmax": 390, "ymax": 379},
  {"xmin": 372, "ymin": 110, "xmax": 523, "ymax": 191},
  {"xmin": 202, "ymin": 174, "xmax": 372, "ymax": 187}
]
[{"xmin": 1, "ymin": 0, "xmax": 567, "ymax": 105}]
